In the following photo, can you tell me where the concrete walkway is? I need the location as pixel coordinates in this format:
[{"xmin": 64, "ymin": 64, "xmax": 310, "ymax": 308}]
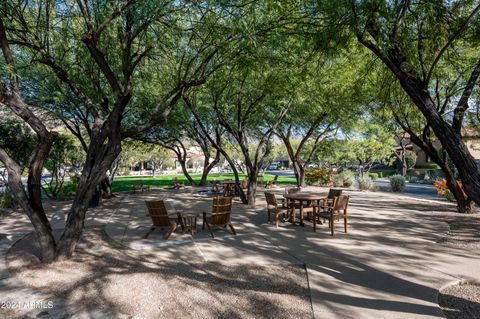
[{"xmin": 1, "ymin": 187, "xmax": 479, "ymax": 318}]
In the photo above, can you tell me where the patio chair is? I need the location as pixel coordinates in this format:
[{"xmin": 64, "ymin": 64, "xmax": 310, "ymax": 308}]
[
  {"xmin": 202, "ymin": 196, "xmax": 236, "ymax": 238},
  {"xmin": 143, "ymin": 200, "xmax": 178, "ymax": 239},
  {"xmin": 313, "ymin": 195, "xmax": 350, "ymax": 236},
  {"xmin": 132, "ymin": 180, "xmax": 150, "ymax": 193},
  {"xmin": 166, "ymin": 177, "xmax": 185, "ymax": 190},
  {"xmin": 265, "ymin": 192, "xmax": 289, "ymax": 227},
  {"xmin": 265, "ymin": 175, "xmax": 279, "ymax": 189},
  {"xmin": 319, "ymin": 189, "xmax": 343, "ymax": 210}
]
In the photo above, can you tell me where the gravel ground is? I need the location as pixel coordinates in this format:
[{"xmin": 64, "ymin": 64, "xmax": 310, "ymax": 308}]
[
  {"xmin": 437, "ymin": 215, "xmax": 480, "ymax": 249},
  {"xmin": 7, "ymin": 227, "xmax": 313, "ymax": 318},
  {"xmin": 436, "ymin": 214, "xmax": 480, "ymax": 319},
  {"xmin": 438, "ymin": 282, "xmax": 480, "ymax": 319}
]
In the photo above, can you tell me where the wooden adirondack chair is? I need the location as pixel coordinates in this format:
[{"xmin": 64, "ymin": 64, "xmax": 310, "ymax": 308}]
[
  {"xmin": 202, "ymin": 196, "xmax": 236, "ymax": 238},
  {"xmin": 143, "ymin": 200, "xmax": 178, "ymax": 239},
  {"xmin": 132, "ymin": 180, "xmax": 150, "ymax": 193}
]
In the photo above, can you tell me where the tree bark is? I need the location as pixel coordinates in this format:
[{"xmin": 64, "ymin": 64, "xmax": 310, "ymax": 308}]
[
  {"xmin": 178, "ymin": 158, "xmax": 196, "ymax": 186},
  {"xmin": 357, "ymin": 33, "xmax": 480, "ymax": 207},
  {"xmin": 400, "ymin": 82, "xmax": 480, "ymax": 206},
  {"xmin": 199, "ymin": 150, "xmax": 220, "ymax": 186},
  {"xmin": 0, "ymin": 148, "xmax": 57, "ymax": 262},
  {"xmin": 246, "ymin": 168, "xmax": 258, "ymax": 207},
  {"xmin": 395, "ymin": 117, "xmax": 471, "ymax": 213},
  {"xmin": 100, "ymin": 176, "xmax": 114, "ymax": 198},
  {"xmin": 56, "ymin": 118, "xmax": 123, "ymax": 258}
]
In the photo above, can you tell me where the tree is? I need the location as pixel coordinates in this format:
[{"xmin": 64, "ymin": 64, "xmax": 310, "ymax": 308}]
[
  {"xmin": 183, "ymin": 94, "xmax": 249, "ymax": 203},
  {"xmin": 42, "ymin": 134, "xmax": 84, "ymax": 200},
  {"xmin": 0, "ymin": 117, "xmax": 36, "ymax": 173},
  {"xmin": 375, "ymin": 73, "xmax": 471, "ymax": 212},
  {"xmin": 276, "ymin": 53, "xmax": 363, "ymax": 187},
  {"xmin": 342, "ymin": 1, "xmax": 480, "ymax": 209},
  {"xmin": 207, "ymin": 63, "xmax": 290, "ymax": 206},
  {"xmin": 0, "ymin": 18, "xmax": 58, "ymax": 262},
  {"xmin": 0, "ymin": 0, "xmax": 241, "ymax": 261}
]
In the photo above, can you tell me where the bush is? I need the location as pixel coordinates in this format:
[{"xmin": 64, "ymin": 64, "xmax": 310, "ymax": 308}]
[
  {"xmin": 332, "ymin": 174, "xmax": 344, "ymax": 187},
  {"xmin": 339, "ymin": 170, "xmax": 355, "ymax": 187},
  {"xmin": 0, "ymin": 192, "xmax": 14, "ymax": 209},
  {"xmin": 55, "ymin": 174, "xmax": 80, "ymax": 201},
  {"xmin": 367, "ymin": 172, "xmax": 379, "ymax": 180},
  {"xmin": 371, "ymin": 170, "xmax": 396, "ymax": 178},
  {"xmin": 357, "ymin": 176, "xmax": 373, "ymax": 190},
  {"xmin": 408, "ymin": 176, "xmax": 419, "ymax": 184},
  {"xmin": 405, "ymin": 151, "xmax": 417, "ymax": 170},
  {"xmin": 305, "ymin": 168, "xmax": 333, "ymax": 186},
  {"xmin": 415, "ymin": 163, "xmax": 440, "ymax": 170},
  {"xmin": 390, "ymin": 175, "xmax": 406, "ymax": 192}
]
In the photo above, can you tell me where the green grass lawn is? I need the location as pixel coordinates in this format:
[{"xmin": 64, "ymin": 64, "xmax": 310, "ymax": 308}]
[{"xmin": 112, "ymin": 173, "xmax": 296, "ymax": 193}]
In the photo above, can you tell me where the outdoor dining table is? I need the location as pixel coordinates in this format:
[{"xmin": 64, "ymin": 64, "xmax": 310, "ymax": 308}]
[{"xmin": 283, "ymin": 192, "xmax": 327, "ymax": 226}]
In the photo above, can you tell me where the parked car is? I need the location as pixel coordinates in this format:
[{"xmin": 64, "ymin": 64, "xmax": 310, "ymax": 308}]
[{"xmin": 268, "ymin": 163, "xmax": 279, "ymax": 170}]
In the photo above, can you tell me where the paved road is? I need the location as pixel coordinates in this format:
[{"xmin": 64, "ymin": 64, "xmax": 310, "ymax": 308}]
[
  {"xmin": 266, "ymin": 170, "xmax": 441, "ymax": 201},
  {"xmin": 373, "ymin": 178, "xmax": 440, "ymax": 201}
]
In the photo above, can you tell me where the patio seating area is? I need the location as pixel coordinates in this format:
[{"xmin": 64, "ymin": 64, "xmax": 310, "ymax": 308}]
[{"xmin": 1, "ymin": 186, "xmax": 480, "ymax": 318}]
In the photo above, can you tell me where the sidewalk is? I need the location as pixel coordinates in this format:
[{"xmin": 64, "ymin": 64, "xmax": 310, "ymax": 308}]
[{"xmin": 0, "ymin": 187, "xmax": 478, "ymax": 318}]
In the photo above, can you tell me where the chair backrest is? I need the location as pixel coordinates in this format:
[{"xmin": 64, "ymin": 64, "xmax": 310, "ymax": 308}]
[
  {"xmin": 328, "ymin": 189, "xmax": 342, "ymax": 199},
  {"xmin": 333, "ymin": 195, "xmax": 350, "ymax": 213},
  {"xmin": 210, "ymin": 196, "xmax": 233, "ymax": 225},
  {"xmin": 264, "ymin": 192, "xmax": 278, "ymax": 207},
  {"xmin": 145, "ymin": 200, "xmax": 171, "ymax": 226}
]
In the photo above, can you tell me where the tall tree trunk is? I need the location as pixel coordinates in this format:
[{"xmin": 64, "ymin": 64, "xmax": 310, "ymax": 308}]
[
  {"xmin": 247, "ymin": 168, "xmax": 258, "ymax": 207},
  {"xmin": 56, "ymin": 127, "xmax": 122, "ymax": 258},
  {"xmin": 178, "ymin": 159, "xmax": 196, "ymax": 186},
  {"xmin": 381, "ymin": 58, "xmax": 480, "ymax": 205},
  {"xmin": 405, "ymin": 128, "xmax": 471, "ymax": 213},
  {"xmin": 0, "ymin": 147, "xmax": 57, "ymax": 262},
  {"xmin": 408, "ymin": 89, "xmax": 480, "ymax": 205},
  {"xmin": 100, "ymin": 176, "xmax": 114, "ymax": 198},
  {"xmin": 298, "ymin": 163, "xmax": 306, "ymax": 188},
  {"xmin": 199, "ymin": 151, "xmax": 220, "ymax": 186}
]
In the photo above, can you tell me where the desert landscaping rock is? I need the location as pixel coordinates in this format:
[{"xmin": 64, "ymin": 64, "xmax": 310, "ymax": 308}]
[
  {"xmin": 438, "ymin": 282, "xmax": 480, "ymax": 319},
  {"xmin": 7, "ymin": 227, "xmax": 312, "ymax": 319}
]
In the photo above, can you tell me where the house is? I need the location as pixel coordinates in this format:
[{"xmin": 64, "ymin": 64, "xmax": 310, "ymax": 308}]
[{"xmin": 395, "ymin": 127, "xmax": 480, "ymax": 166}]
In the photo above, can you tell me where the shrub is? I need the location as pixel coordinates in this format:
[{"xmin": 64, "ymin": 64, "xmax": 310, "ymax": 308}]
[
  {"xmin": 339, "ymin": 170, "xmax": 355, "ymax": 187},
  {"xmin": 305, "ymin": 168, "xmax": 333, "ymax": 186},
  {"xmin": 55, "ymin": 174, "xmax": 80, "ymax": 201},
  {"xmin": 405, "ymin": 151, "xmax": 417, "ymax": 170},
  {"xmin": 332, "ymin": 174, "xmax": 344, "ymax": 187},
  {"xmin": 0, "ymin": 192, "xmax": 14, "ymax": 209},
  {"xmin": 415, "ymin": 163, "xmax": 440, "ymax": 170},
  {"xmin": 390, "ymin": 175, "xmax": 406, "ymax": 192},
  {"xmin": 433, "ymin": 179, "xmax": 465, "ymax": 201},
  {"xmin": 408, "ymin": 176, "xmax": 419, "ymax": 184},
  {"xmin": 367, "ymin": 172, "xmax": 379, "ymax": 180},
  {"xmin": 371, "ymin": 170, "xmax": 396, "ymax": 178},
  {"xmin": 357, "ymin": 176, "xmax": 373, "ymax": 190}
]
